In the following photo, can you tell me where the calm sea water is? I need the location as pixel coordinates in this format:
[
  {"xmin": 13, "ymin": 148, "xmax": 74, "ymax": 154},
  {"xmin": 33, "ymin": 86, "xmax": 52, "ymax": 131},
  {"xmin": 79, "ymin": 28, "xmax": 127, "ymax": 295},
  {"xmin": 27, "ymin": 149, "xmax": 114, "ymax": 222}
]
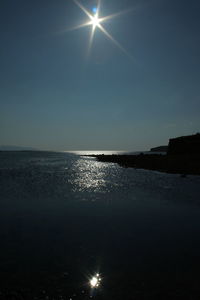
[{"xmin": 0, "ymin": 151, "xmax": 200, "ymax": 299}]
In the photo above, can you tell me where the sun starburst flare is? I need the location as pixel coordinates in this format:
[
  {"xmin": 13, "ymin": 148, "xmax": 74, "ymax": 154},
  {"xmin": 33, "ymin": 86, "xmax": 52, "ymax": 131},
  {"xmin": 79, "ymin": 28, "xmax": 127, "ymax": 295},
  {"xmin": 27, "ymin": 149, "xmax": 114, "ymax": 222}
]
[{"xmin": 72, "ymin": 0, "xmax": 134, "ymax": 60}]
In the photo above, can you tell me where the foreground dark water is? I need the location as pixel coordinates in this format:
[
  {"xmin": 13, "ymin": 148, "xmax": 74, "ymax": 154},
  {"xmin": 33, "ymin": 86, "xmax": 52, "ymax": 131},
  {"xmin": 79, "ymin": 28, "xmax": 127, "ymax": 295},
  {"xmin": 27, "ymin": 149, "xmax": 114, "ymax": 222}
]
[{"xmin": 0, "ymin": 151, "xmax": 200, "ymax": 299}]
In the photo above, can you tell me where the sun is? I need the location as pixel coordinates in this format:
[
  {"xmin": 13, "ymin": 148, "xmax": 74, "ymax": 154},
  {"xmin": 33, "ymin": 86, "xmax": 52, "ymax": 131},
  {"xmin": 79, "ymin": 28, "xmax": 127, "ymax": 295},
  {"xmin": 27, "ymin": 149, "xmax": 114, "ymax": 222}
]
[
  {"xmin": 90, "ymin": 13, "xmax": 101, "ymax": 29},
  {"xmin": 72, "ymin": 0, "xmax": 134, "ymax": 60}
]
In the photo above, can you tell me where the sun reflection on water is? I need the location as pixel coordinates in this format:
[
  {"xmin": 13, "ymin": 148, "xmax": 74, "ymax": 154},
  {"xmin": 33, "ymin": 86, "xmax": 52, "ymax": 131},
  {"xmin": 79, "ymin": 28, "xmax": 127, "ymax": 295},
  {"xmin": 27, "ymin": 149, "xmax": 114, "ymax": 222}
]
[
  {"xmin": 90, "ymin": 273, "xmax": 101, "ymax": 288},
  {"xmin": 89, "ymin": 273, "xmax": 102, "ymax": 298},
  {"xmin": 69, "ymin": 158, "xmax": 107, "ymax": 193}
]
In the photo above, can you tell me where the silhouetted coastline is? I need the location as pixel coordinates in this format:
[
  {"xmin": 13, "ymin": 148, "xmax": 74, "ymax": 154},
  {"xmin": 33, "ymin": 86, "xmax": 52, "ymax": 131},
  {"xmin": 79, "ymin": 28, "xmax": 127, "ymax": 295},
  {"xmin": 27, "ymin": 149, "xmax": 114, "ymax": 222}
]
[
  {"xmin": 87, "ymin": 134, "xmax": 200, "ymax": 175},
  {"xmin": 86, "ymin": 153, "xmax": 200, "ymax": 175}
]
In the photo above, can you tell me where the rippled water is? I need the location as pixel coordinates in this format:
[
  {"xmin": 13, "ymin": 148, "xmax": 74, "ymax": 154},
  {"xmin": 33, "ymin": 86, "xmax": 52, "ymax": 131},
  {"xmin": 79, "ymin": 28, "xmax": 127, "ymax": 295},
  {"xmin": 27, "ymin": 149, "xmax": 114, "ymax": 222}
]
[{"xmin": 0, "ymin": 151, "xmax": 200, "ymax": 299}]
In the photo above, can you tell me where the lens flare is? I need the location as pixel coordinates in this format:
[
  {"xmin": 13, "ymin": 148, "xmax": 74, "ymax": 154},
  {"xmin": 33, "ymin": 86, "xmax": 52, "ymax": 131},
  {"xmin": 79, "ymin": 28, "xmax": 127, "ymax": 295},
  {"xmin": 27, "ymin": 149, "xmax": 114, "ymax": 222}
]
[{"xmin": 92, "ymin": 7, "xmax": 97, "ymax": 14}]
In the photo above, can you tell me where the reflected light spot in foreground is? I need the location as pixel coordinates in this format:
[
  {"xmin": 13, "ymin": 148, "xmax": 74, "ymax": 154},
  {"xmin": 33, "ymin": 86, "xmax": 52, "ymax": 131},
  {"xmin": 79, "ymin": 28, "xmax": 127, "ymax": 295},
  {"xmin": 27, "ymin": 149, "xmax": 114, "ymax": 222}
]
[{"xmin": 90, "ymin": 273, "xmax": 101, "ymax": 288}]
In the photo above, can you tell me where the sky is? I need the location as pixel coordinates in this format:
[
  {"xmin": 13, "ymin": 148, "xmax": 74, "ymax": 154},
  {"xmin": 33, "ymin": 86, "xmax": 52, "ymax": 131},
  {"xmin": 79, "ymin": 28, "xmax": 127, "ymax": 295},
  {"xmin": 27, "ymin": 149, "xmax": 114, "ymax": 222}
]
[{"xmin": 0, "ymin": 0, "xmax": 200, "ymax": 151}]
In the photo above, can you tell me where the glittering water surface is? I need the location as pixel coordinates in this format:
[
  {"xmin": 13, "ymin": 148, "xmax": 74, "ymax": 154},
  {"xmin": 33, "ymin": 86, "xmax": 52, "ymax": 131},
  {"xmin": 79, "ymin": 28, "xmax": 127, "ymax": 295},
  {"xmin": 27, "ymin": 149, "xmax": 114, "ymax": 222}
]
[{"xmin": 0, "ymin": 151, "xmax": 200, "ymax": 299}]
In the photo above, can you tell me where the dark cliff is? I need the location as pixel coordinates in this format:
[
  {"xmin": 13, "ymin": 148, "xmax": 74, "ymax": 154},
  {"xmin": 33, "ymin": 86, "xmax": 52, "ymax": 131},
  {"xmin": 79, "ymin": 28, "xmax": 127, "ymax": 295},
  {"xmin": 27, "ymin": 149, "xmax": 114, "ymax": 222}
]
[{"xmin": 167, "ymin": 133, "xmax": 200, "ymax": 155}]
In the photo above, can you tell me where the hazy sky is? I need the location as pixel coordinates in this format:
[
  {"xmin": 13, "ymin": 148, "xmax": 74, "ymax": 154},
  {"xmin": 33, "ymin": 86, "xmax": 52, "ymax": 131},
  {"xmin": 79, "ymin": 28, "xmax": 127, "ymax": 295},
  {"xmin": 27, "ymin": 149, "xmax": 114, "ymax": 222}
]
[{"xmin": 1, "ymin": 0, "xmax": 200, "ymax": 150}]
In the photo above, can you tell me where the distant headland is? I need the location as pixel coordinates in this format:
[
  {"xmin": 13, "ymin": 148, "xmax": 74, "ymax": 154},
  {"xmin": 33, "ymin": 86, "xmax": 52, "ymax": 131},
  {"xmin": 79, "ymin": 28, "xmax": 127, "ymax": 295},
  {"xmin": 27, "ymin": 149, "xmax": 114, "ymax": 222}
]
[
  {"xmin": 150, "ymin": 145, "xmax": 168, "ymax": 152},
  {"xmin": 87, "ymin": 134, "xmax": 200, "ymax": 176}
]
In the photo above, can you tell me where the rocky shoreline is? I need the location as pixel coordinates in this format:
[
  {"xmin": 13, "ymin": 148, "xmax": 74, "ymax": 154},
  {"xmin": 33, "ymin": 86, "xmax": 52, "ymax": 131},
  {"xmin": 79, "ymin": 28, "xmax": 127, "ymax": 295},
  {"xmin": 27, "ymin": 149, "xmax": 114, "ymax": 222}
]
[{"xmin": 86, "ymin": 154, "xmax": 200, "ymax": 175}]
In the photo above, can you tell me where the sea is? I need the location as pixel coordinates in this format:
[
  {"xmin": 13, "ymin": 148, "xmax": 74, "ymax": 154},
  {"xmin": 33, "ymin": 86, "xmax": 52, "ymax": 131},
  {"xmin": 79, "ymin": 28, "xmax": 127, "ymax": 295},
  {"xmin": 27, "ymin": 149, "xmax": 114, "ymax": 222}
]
[{"xmin": 0, "ymin": 150, "xmax": 200, "ymax": 299}]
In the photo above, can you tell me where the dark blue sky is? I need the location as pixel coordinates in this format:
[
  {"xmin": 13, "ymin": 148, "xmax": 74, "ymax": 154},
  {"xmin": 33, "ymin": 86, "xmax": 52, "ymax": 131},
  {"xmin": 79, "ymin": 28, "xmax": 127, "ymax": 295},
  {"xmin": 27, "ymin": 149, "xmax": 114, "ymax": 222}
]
[{"xmin": 1, "ymin": 0, "xmax": 200, "ymax": 150}]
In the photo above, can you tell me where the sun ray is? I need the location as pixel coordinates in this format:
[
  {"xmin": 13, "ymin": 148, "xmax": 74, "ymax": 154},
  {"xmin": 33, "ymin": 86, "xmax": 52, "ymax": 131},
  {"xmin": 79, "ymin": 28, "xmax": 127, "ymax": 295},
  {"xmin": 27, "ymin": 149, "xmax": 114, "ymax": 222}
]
[
  {"xmin": 66, "ymin": 21, "xmax": 92, "ymax": 32},
  {"xmin": 97, "ymin": 23, "xmax": 134, "ymax": 61},
  {"xmin": 73, "ymin": 0, "xmax": 94, "ymax": 20},
  {"xmin": 100, "ymin": 7, "xmax": 135, "ymax": 23},
  {"xmin": 87, "ymin": 23, "xmax": 96, "ymax": 57},
  {"xmin": 96, "ymin": 0, "xmax": 101, "ymax": 14}
]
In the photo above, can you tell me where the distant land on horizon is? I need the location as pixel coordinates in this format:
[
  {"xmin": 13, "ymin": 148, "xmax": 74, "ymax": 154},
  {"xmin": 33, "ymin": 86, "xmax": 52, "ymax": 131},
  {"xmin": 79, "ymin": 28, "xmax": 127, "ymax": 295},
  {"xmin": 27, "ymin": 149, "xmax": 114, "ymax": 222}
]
[
  {"xmin": 0, "ymin": 145, "xmax": 38, "ymax": 151},
  {"xmin": 2, "ymin": 134, "xmax": 198, "ymax": 152},
  {"xmin": 0, "ymin": 147, "xmax": 145, "ymax": 153}
]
